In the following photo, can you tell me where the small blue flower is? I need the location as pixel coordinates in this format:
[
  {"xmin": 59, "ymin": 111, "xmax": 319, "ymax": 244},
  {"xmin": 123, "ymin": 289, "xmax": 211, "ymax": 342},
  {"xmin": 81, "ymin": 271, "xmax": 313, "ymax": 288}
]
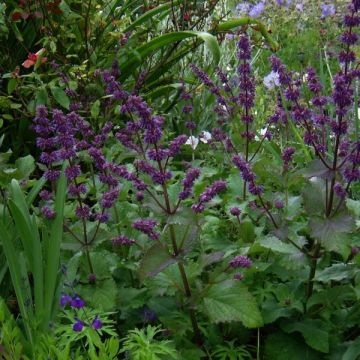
[
  {"xmin": 60, "ymin": 293, "xmax": 72, "ymax": 308},
  {"xmin": 92, "ymin": 316, "xmax": 103, "ymax": 330},
  {"xmin": 73, "ymin": 319, "xmax": 84, "ymax": 332},
  {"xmin": 71, "ymin": 296, "xmax": 85, "ymax": 309}
]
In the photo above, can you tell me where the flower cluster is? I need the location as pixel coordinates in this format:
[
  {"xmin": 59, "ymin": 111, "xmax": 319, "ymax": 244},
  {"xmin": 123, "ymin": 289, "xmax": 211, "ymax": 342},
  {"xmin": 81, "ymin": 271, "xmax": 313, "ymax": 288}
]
[
  {"xmin": 60, "ymin": 293, "xmax": 103, "ymax": 332},
  {"xmin": 229, "ymin": 255, "xmax": 252, "ymax": 268}
]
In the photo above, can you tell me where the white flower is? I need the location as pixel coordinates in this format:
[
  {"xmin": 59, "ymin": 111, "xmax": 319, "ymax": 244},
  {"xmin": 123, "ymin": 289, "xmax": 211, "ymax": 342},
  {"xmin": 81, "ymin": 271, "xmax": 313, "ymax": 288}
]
[
  {"xmin": 185, "ymin": 136, "xmax": 199, "ymax": 150},
  {"xmin": 263, "ymin": 71, "xmax": 280, "ymax": 89},
  {"xmin": 200, "ymin": 131, "xmax": 212, "ymax": 143},
  {"xmin": 357, "ymin": 107, "xmax": 360, "ymax": 119}
]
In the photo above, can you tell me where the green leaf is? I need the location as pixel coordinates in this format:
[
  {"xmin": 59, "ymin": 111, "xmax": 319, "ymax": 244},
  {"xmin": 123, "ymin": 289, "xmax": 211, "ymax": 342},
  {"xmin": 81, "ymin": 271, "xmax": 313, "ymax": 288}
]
[
  {"xmin": 258, "ymin": 235, "xmax": 299, "ymax": 254},
  {"xmin": 36, "ymin": 87, "xmax": 48, "ymax": 106},
  {"xmin": 310, "ymin": 214, "xmax": 354, "ymax": 256},
  {"xmin": 261, "ymin": 299, "xmax": 293, "ymax": 324},
  {"xmin": 342, "ymin": 338, "xmax": 360, "ymax": 360},
  {"xmin": 302, "ymin": 178, "xmax": 326, "ymax": 215},
  {"xmin": 264, "ymin": 332, "xmax": 321, "ymax": 360},
  {"xmin": 302, "ymin": 159, "xmax": 334, "ymax": 180},
  {"xmin": 15, "ymin": 155, "xmax": 35, "ymax": 178},
  {"xmin": 203, "ymin": 280, "xmax": 263, "ymax": 328},
  {"xmin": 90, "ymin": 100, "xmax": 100, "ymax": 119},
  {"xmin": 7, "ymin": 79, "xmax": 17, "ymax": 95},
  {"xmin": 315, "ymin": 264, "xmax": 359, "ymax": 282},
  {"xmin": 124, "ymin": 1, "xmax": 181, "ymax": 32},
  {"xmin": 139, "ymin": 243, "xmax": 177, "ymax": 281},
  {"xmin": 282, "ymin": 319, "xmax": 329, "ymax": 353},
  {"xmin": 0, "ymin": 223, "xmax": 34, "ymax": 343},
  {"xmin": 43, "ymin": 164, "xmax": 67, "ymax": 328},
  {"xmin": 239, "ymin": 221, "xmax": 256, "ymax": 242},
  {"xmin": 120, "ymin": 31, "xmax": 220, "ymax": 80},
  {"xmin": 214, "ymin": 17, "xmax": 279, "ymax": 51},
  {"xmin": 50, "ymin": 87, "xmax": 70, "ymax": 110}
]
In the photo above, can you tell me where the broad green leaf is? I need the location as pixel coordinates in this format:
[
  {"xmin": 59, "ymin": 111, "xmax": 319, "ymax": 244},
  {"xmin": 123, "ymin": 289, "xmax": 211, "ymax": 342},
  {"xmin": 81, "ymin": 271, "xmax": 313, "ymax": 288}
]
[
  {"xmin": 203, "ymin": 280, "xmax": 263, "ymax": 328},
  {"xmin": 259, "ymin": 235, "xmax": 299, "ymax": 254},
  {"xmin": 50, "ymin": 87, "xmax": 70, "ymax": 109},
  {"xmin": 264, "ymin": 332, "xmax": 321, "ymax": 360},
  {"xmin": 342, "ymin": 338, "xmax": 360, "ymax": 360},
  {"xmin": 139, "ymin": 243, "xmax": 177, "ymax": 281},
  {"xmin": 90, "ymin": 99, "xmax": 100, "ymax": 119},
  {"xmin": 302, "ymin": 178, "xmax": 326, "ymax": 215},
  {"xmin": 282, "ymin": 319, "xmax": 329, "ymax": 353},
  {"xmin": 315, "ymin": 264, "xmax": 359, "ymax": 282},
  {"xmin": 310, "ymin": 214, "xmax": 354, "ymax": 256},
  {"xmin": 261, "ymin": 299, "xmax": 293, "ymax": 324},
  {"xmin": 7, "ymin": 78, "xmax": 17, "ymax": 95}
]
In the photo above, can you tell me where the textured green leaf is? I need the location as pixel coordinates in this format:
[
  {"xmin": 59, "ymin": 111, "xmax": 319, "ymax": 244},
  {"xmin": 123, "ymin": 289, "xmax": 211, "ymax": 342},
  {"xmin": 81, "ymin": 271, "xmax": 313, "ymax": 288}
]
[
  {"xmin": 203, "ymin": 280, "xmax": 263, "ymax": 328},
  {"xmin": 315, "ymin": 264, "xmax": 359, "ymax": 282},
  {"xmin": 265, "ymin": 332, "xmax": 321, "ymax": 360},
  {"xmin": 282, "ymin": 319, "xmax": 329, "ymax": 353},
  {"xmin": 259, "ymin": 235, "xmax": 299, "ymax": 254},
  {"xmin": 50, "ymin": 87, "xmax": 70, "ymax": 109},
  {"xmin": 139, "ymin": 243, "xmax": 177, "ymax": 281},
  {"xmin": 342, "ymin": 338, "xmax": 360, "ymax": 360}
]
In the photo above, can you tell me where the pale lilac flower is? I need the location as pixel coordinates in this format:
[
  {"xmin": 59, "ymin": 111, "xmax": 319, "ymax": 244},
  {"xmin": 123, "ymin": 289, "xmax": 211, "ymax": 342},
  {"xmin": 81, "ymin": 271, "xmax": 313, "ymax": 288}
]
[
  {"xmin": 321, "ymin": 3, "xmax": 335, "ymax": 18},
  {"xmin": 249, "ymin": 1, "xmax": 265, "ymax": 18},
  {"xmin": 264, "ymin": 71, "xmax": 280, "ymax": 89}
]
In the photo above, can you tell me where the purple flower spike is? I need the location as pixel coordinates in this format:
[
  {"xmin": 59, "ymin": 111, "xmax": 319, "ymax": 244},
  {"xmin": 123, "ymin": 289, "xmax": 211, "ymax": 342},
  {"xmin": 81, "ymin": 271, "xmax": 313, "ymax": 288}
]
[
  {"xmin": 133, "ymin": 219, "xmax": 159, "ymax": 240},
  {"xmin": 229, "ymin": 255, "xmax": 252, "ymax": 269},
  {"xmin": 112, "ymin": 235, "xmax": 136, "ymax": 246},
  {"xmin": 71, "ymin": 296, "xmax": 85, "ymax": 309},
  {"xmin": 92, "ymin": 316, "xmax": 103, "ymax": 330},
  {"xmin": 41, "ymin": 205, "xmax": 56, "ymax": 219},
  {"xmin": 73, "ymin": 319, "xmax": 84, "ymax": 332}
]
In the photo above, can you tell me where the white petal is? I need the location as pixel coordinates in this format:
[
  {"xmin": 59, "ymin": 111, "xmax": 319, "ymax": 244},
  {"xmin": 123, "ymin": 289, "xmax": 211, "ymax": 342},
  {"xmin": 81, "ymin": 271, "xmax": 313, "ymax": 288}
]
[
  {"xmin": 185, "ymin": 136, "xmax": 199, "ymax": 150},
  {"xmin": 200, "ymin": 131, "xmax": 212, "ymax": 143}
]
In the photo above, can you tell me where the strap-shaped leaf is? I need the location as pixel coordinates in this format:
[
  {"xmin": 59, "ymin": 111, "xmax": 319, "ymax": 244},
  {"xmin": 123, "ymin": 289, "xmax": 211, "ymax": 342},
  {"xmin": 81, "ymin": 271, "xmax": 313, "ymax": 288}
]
[
  {"xmin": 0, "ymin": 221, "xmax": 34, "ymax": 343},
  {"xmin": 120, "ymin": 31, "xmax": 220, "ymax": 80},
  {"xmin": 214, "ymin": 17, "xmax": 279, "ymax": 52},
  {"xmin": 9, "ymin": 180, "xmax": 44, "ymax": 314},
  {"xmin": 125, "ymin": 1, "xmax": 181, "ymax": 32},
  {"xmin": 43, "ymin": 164, "xmax": 67, "ymax": 328}
]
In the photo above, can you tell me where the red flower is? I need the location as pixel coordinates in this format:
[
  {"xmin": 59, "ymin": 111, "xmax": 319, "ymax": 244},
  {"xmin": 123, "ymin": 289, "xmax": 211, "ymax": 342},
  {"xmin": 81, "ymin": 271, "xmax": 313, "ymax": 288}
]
[{"xmin": 22, "ymin": 48, "xmax": 47, "ymax": 68}]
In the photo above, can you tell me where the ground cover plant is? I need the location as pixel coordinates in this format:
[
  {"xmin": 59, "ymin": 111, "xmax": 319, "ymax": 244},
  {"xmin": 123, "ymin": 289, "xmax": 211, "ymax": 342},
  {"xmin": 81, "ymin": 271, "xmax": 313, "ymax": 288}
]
[{"xmin": 0, "ymin": 0, "xmax": 360, "ymax": 359}]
